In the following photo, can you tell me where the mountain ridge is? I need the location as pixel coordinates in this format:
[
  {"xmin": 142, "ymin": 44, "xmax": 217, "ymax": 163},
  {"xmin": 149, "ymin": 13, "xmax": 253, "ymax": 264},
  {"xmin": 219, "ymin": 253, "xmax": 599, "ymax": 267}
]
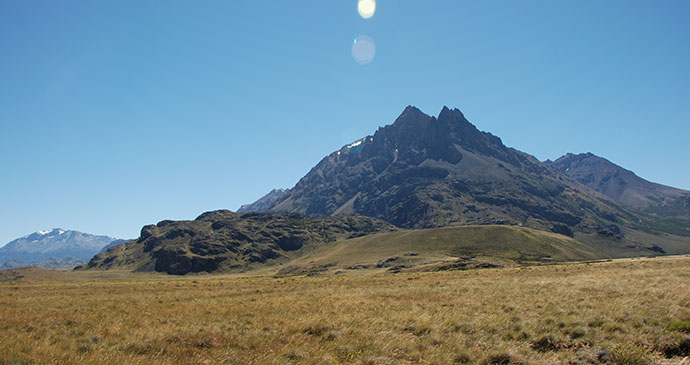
[
  {"xmin": 238, "ymin": 188, "xmax": 288, "ymax": 213},
  {"xmin": 548, "ymin": 152, "xmax": 690, "ymax": 217}
]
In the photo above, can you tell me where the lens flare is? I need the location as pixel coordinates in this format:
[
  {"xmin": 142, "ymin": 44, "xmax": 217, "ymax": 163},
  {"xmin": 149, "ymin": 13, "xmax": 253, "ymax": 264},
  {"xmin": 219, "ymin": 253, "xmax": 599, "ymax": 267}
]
[
  {"xmin": 352, "ymin": 35, "xmax": 376, "ymax": 64},
  {"xmin": 358, "ymin": 0, "xmax": 376, "ymax": 19}
]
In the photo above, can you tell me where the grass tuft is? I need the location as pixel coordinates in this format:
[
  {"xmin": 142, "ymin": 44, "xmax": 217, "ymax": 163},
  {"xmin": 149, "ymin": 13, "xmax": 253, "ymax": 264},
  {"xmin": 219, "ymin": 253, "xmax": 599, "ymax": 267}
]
[
  {"xmin": 481, "ymin": 352, "xmax": 524, "ymax": 364},
  {"xmin": 668, "ymin": 319, "xmax": 690, "ymax": 333},
  {"xmin": 608, "ymin": 343, "xmax": 654, "ymax": 365},
  {"xmin": 530, "ymin": 334, "xmax": 562, "ymax": 352}
]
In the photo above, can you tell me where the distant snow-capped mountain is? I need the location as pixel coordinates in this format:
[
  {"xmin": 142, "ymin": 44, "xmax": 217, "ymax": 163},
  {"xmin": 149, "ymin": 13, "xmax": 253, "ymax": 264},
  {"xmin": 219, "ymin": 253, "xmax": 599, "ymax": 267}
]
[{"xmin": 0, "ymin": 229, "xmax": 120, "ymax": 269}]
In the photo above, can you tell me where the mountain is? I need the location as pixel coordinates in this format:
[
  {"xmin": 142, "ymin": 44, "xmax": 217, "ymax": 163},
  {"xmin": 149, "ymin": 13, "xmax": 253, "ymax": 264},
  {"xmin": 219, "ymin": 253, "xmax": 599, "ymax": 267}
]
[
  {"xmin": 99, "ymin": 239, "xmax": 130, "ymax": 253},
  {"xmin": 260, "ymin": 106, "xmax": 689, "ymax": 250},
  {"xmin": 0, "ymin": 229, "xmax": 119, "ymax": 269},
  {"xmin": 548, "ymin": 153, "xmax": 690, "ymax": 217},
  {"xmin": 0, "ymin": 257, "xmax": 90, "ymax": 271},
  {"xmin": 81, "ymin": 106, "xmax": 690, "ymax": 276},
  {"xmin": 78, "ymin": 211, "xmax": 397, "ymax": 275},
  {"xmin": 237, "ymin": 188, "xmax": 288, "ymax": 213}
]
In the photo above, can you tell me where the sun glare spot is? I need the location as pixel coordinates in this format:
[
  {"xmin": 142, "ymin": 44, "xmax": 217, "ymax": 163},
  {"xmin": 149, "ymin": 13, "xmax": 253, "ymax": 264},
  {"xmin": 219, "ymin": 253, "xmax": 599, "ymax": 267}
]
[
  {"xmin": 358, "ymin": 0, "xmax": 376, "ymax": 19},
  {"xmin": 352, "ymin": 35, "xmax": 376, "ymax": 64}
]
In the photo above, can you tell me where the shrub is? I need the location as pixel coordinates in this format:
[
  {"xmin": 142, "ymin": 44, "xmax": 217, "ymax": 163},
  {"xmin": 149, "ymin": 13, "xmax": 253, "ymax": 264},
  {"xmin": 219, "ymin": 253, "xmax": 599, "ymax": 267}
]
[
  {"xmin": 454, "ymin": 352, "xmax": 472, "ymax": 364},
  {"xmin": 569, "ymin": 327, "xmax": 587, "ymax": 339},
  {"xmin": 608, "ymin": 343, "xmax": 653, "ymax": 365},
  {"xmin": 668, "ymin": 320, "xmax": 690, "ymax": 333},
  {"xmin": 481, "ymin": 352, "xmax": 524, "ymax": 365},
  {"xmin": 303, "ymin": 324, "xmax": 333, "ymax": 337},
  {"xmin": 530, "ymin": 334, "xmax": 562, "ymax": 352},
  {"xmin": 657, "ymin": 337, "xmax": 690, "ymax": 358},
  {"xmin": 588, "ymin": 317, "xmax": 605, "ymax": 328},
  {"xmin": 452, "ymin": 322, "xmax": 475, "ymax": 334},
  {"xmin": 403, "ymin": 324, "xmax": 431, "ymax": 336}
]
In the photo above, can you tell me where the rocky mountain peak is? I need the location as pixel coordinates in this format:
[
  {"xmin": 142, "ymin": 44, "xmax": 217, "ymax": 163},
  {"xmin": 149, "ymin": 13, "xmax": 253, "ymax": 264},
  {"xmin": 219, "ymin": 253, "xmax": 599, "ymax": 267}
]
[
  {"xmin": 437, "ymin": 105, "xmax": 465, "ymax": 120},
  {"xmin": 387, "ymin": 106, "xmax": 435, "ymax": 139},
  {"xmin": 400, "ymin": 105, "xmax": 425, "ymax": 118},
  {"xmin": 373, "ymin": 106, "xmax": 499, "ymax": 158}
]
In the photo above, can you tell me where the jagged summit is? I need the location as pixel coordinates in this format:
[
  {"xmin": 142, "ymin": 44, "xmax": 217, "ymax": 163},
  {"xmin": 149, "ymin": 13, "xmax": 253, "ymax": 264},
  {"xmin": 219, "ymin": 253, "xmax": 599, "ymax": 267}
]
[
  {"xmin": 437, "ymin": 105, "xmax": 466, "ymax": 120},
  {"xmin": 343, "ymin": 105, "xmax": 516, "ymax": 167},
  {"xmin": 401, "ymin": 104, "xmax": 422, "ymax": 114}
]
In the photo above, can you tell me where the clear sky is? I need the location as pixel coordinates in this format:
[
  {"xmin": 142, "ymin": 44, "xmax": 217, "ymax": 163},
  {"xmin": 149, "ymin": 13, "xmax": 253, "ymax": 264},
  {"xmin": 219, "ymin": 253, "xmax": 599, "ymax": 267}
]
[{"xmin": 1, "ymin": 0, "xmax": 689, "ymax": 244}]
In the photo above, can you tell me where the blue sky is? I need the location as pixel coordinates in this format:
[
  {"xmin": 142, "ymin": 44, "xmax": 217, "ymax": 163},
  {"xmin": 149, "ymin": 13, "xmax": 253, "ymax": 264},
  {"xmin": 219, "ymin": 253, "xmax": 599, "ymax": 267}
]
[{"xmin": 1, "ymin": 0, "xmax": 688, "ymax": 244}]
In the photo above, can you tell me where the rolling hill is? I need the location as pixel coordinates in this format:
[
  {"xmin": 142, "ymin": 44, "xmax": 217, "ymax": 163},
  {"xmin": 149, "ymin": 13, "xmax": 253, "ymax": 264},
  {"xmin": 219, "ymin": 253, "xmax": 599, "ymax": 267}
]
[{"xmin": 279, "ymin": 225, "xmax": 606, "ymax": 275}]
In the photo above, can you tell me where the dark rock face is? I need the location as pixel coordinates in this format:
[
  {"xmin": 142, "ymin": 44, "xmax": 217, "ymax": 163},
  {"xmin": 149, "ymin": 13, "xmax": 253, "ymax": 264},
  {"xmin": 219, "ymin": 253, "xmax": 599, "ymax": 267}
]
[
  {"xmin": 551, "ymin": 224, "xmax": 574, "ymax": 238},
  {"xmin": 79, "ymin": 211, "xmax": 397, "ymax": 275},
  {"xmin": 376, "ymin": 256, "xmax": 399, "ymax": 268},
  {"xmin": 152, "ymin": 248, "xmax": 226, "ymax": 275},
  {"xmin": 268, "ymin": 106, "xmax": 675, "ymax": 239},
  {"xmin": 597, "ymin": 224, "xmax": 624, "ymax": 239},
  {"xmin": 647, "ymin": 245, "xmax": 665, "ymax": 254},
  {"xmin": 549, "ymin": 152, "xmax": 690, "ymax": 217}
]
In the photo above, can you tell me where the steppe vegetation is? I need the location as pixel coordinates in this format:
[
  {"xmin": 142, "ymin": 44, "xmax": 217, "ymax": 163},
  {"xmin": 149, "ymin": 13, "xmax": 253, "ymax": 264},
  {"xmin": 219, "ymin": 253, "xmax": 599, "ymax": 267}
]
[{"xmin": 1, "ymin": 256, "xmax": 690, "ymax": 364}]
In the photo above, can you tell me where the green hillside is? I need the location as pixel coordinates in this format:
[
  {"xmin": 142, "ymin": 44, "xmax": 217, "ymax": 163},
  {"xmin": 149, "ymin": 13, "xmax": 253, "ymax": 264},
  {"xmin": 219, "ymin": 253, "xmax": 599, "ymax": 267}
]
[{"xmin": 280, "ymin": 225, "xmax": 604, "ymax": 275}]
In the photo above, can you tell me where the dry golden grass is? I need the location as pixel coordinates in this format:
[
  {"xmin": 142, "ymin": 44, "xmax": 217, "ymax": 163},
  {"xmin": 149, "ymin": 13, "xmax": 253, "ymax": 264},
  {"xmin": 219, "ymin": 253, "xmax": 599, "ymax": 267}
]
[{"xmin": 2, "ymin": 257, "xmax": 690, "ymax": 364}]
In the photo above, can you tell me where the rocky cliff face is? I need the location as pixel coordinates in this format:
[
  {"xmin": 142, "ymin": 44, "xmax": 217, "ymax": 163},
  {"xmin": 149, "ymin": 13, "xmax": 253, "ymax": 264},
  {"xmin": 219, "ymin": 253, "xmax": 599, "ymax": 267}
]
[{"xmin": 549, "ymin": 153, "xmax": 690, "ymax": 217}]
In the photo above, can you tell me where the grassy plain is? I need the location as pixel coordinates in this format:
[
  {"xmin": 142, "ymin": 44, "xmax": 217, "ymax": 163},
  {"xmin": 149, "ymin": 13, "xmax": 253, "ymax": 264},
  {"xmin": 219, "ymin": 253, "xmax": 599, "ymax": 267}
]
[{"xmin": 1, "ymin": 257, "xmax": 690, "ymax": 364}]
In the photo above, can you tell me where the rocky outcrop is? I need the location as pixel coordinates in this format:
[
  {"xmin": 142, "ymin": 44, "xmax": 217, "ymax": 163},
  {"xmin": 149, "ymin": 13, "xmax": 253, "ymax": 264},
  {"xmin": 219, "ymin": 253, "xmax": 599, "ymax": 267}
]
[{"xmin": 78, "ymin": 211, "xmax": 397, "ymax": 275}]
